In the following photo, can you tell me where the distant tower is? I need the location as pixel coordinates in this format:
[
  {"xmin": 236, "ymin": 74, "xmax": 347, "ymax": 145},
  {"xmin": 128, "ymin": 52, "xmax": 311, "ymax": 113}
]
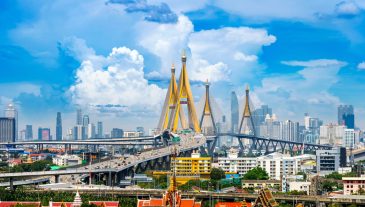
[
  {"xmin": 5, "ymin": 103, "xmax": 18, "ymax": 140},
  {"xmin": 168, "ymin": 51, "xmax": 201, "ymax": 133},
  {"xmin": 230, "ymin": 91, "xmax": 239, "ymax": 133},
  {"xmin": 56, "ymin": 112, "xmax": 62, "ymax": 141},
  {"xmin": 25, "ymin": 125, "xmax": 33, "ymax": 140},
  {"xmin": 82, "ymin": 115, "xmax": 90, "ymax": 126},
  {"xmin": 97, "ymin": 121, "xmax": 103, "ymax": 138},
  {"xmin": 200, "ymin": 80, "xmax": 216, "ymax": 135},
  {"xmin": 238, "ymin": 85, "xmax": 256, "ymax": 135},
  {"xmin": 338, "ymin": 105, "xmax": 354, "ymax": 127},
  {"xmin": 157, "ymin": 64, "xmax": 187, "ymax": 131},
  {"xmin": 76, "ymin": 108, "xmax": 82, "ymax": 125}
]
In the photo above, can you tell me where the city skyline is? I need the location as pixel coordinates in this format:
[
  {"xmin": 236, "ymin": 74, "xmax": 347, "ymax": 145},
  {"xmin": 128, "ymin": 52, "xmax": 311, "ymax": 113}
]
[{"xmin": 1, "ymin": 0, "xmax": 365, "ymax": 131}]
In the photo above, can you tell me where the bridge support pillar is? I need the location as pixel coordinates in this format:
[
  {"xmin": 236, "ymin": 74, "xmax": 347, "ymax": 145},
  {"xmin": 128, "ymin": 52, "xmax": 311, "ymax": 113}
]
[
  {"xmin": 108, "ymin": 171, "xmax": 112, "ymax": 186},
  {"xmin": 9, "ymin": 177, "xmax": 14, "ymax": 191},
  {"xmin": 55, "ymin": 175, "xmax": 60, "ymax": 183}
]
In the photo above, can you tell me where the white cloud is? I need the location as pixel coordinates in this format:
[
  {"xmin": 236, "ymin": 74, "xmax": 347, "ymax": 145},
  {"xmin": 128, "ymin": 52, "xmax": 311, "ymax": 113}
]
[
  {"xmin": 138, "ymin": 16, "xmax": 276, "ymax": 83},
  {"xmin": 67, "ymin": 38, "xmax": 165, "ymax": 116},
  {"xmin": 335, "ymin": 1, "xmax": 361, "ymax": 18},
  {"xmin": 254, "ymin": 59, "xmax": 347, "ymax": 122},
  {"xmin": 357, "ymin": 61, "xmax": 365, "ymax": 70}
]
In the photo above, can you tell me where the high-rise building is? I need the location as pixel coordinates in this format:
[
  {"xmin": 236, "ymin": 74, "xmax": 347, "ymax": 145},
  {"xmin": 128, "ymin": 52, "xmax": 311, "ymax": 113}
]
[
  {"xmin": 19, "ymin": 129, "xmax": 26, "ymax": 141},
  {"xmin": 281, "ymin": 120, "xmax": 299, "ymax": 142},
  {"xmin": 343, "ymin": 114, "xmax": 355, "ymax": 129},
  {"xmin": 38, "ymin": 127, "xmax": 51, "ymax": 141},
  {"xmin": 82, "ymin": 115, "xmax": 89, "ymax": 127},
  {"xmin": 73, "ymin": 125, "xmax": 86, "ymax": 140},
  {"xmin": 0, "ymin": 117, "xmax": 16, "ymax": 143},
  {"xmin": 319, "ymin": 124, "xmax": 346, "ymax": 146},
  {"xmin": 259, "ymin": 114, "xmax": 281, "ymax": 139},
  {"xmin": 230, "ymin": 91, "xmax": 239, "ymax": 133},
  {"xmin": 56, "ymin": 112, "xmax": 62, "ymax": 141},
  {"xmin": 338, "ymin": 105, "xmax": 354, "ymax": 128},
  {"xmin": 97, "ymin": 121, "xmax": 103, "ymax": 138},
  {"xmin": 111, "ymin": 128, "xmax": 124, "ymax": 138},
  {"xmin": 87, "ymin": 123, "xmax": 95, "ymax": 139},
  {"xmin": 25, "ymin": 125, "xmax": 33, "ymax": 140},
  {"xmin": 253, "ymin": 105, "xmax": 273, "ymax": 135},
  {"xmin": 316, "ymin": 148, "xmax": 345, "ymax": 175},
  {"xmin": 76, "ymin": 109, "xmax": 82, "ymax": 125},
  {"xmin": 343, "ymin": 129, "xmax": 355, "ymax": 149},
  {"xmin": 5, "ymin": 104, "xmax": 18, "ymax": 140}
]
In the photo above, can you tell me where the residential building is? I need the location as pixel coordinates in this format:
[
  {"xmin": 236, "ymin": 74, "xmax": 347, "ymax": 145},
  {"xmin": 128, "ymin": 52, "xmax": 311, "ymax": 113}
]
[
  {"xmin": 53, "ymin": 154, "xmax": 82, "ymax": 166},
  {"xmin": 171, "ymin": 152, "xmax": 211, "ymax": 178},
  {"xmin": 0, "ymin": 118, "xmax": 16, "ymax": 143},
  {"xmin": 316, "ymin": 148, "xmax": 346, "ymax": 175},
  {"xmin": 287, "ymin": 181, "xmax": 311, "ymax": 194},
  {"xmin": 217, "ymin": 148, "xmax": 256, "ymax": 176},
  {"xmin": 343, "ymin": 129, "xmax": 355, "ymax": 149},
  {"xmin": 19, "ymin": 129, "xmax": 26, "ymax": 141},
  {"xmin": 111, "ymin": 128, "xmax": 124, "ymax": 138},
  {"xmin": 136, "ymin": 127, "xmax": 145, "ymax": 136},
  {"xmin": 56, "ymin": 112, "xmax": 62, "ymax": 141},
  {"xmin": 230, "ymin": 91, "xmax": 239, "ymax": 133},
  {"xmin": 343, "ymin": 176, "xmax": 365, "ymax": 195},
  {"xmin": 73, "ymin": 125, "xmax": 86, "ymax": 140},
  {"xmin": 241, "ymin": 180, "xmax": 281, "ymax": 191},
  {"xmin": 4, "ymin": 103, "xmax": 18, "ymax": 140},
  {"xmin": 259, "ymin": 114, "xmax": 281, "ymax": 139},
  {"xmin": 281, "ymin": 120, "xmax": 300, "ymax": 142},
  {"xmin": 256, "ymin": 152, "xmax": 299, "ymax": 180}
]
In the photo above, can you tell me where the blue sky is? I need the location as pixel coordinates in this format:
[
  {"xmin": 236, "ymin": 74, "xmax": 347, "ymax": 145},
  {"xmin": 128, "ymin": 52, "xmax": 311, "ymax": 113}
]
[{"xmin": 1, "ymin": 0, "xmax": 365, "ymax": 134}]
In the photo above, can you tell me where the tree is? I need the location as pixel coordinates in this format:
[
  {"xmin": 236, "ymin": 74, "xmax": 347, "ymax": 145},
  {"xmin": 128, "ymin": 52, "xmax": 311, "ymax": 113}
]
[
  {"xmin": 296, "ymin": 172, "xmax": 307, "ymax": 180},
  {"xmin": 210, "ymin": 168, "xmax": 225, "ymax": 180},
  {"xmin": 325, "ymin": 172, "xmax": 342, "ymax": 180},
  {"xmin": 243, "ymin": 167, "xmax": 269, "ymax": 180}
]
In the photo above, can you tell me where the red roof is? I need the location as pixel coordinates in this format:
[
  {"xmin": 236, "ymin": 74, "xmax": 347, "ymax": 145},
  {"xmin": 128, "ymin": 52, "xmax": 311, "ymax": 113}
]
[
  {"xmin": 89, "ymin": 201, "xmax": 119, "ymax": 207},
  {"xmin": 51, "ymin": 202, "xmax": 73, "ymax": 207},
  {"xmin": 0, "ymin": 201, "xmax": 40, "ymax": 207},
  {"xmin": 215, "ymin": 202, "xmax": 252, "ymax": 207}
]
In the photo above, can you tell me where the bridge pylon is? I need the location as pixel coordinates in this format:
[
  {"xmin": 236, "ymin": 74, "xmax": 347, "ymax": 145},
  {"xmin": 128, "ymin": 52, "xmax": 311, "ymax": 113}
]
[
  {"xmin": 238, "ymin": 84, "xmax": 256, "ymax": 136},
  {"xmin": 157, "ymin": 64, "xmax": 187, "ymax": 132},
  {"xmin": 200, "ymin": 80, "xmax": 217, "ymax": 135},
  {"xmin": 168, "ymin": 51, "xmax": 201, "ymax": 133}
]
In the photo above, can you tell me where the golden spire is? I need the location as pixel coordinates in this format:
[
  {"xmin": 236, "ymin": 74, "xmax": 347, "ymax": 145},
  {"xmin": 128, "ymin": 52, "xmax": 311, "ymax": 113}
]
[{"xmin": 246, "ymin": 84, "xmax": 250, "ymax": 91}]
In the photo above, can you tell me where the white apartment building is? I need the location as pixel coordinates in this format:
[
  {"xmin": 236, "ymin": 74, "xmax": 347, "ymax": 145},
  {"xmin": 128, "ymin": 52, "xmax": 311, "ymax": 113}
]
[
  {"xmin": 256, "ymin": 152, "xmax": 299, "ymax": 180},
  {"xmin": 53, "ymin": 154, "xmax": 82, "ymax": 166},
  {"xmin": 217, "ymin": 149, "xmax": 256, "ymax": 176},
  {"xmin": 123, "ymin": 131, "xmax": 143, "ymax": 137},
  {"xmin": 343, "ymin": 129, "xmax": 355, "ymax": 149},
  {"xmin": 287, "ymin": 181, "xmax": 311, "ymax": 194}
]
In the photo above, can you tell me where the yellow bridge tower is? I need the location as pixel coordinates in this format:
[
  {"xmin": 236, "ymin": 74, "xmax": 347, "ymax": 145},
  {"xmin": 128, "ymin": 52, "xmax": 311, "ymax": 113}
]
[
  {"xmin": 199, "ymin": 80, "xmax": 216, "ymax": 135},
  {"xmin": 238, "ymin": 84, "xmax": 256, "ymax": 135},
  {"xmin": 157, "ymin": 64, "xmax": 187, "ymax": 131},
  {"xmin": 168, "ymin": 51, "xmax": 201, "ymax": 133}
]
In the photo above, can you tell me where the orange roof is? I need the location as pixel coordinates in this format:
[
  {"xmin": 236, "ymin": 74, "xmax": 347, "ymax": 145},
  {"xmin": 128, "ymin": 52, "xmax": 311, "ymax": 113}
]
[
  {"xmin": 215, "ymin": 202, "xmax": 252, "ymax": 207},
  {"xmin": 137, "ymin": 198, "xmax": 165, "ymax": 207},
  {"xmin": 89, "ymin": 201, "xmax": 119, "ymax": 207},
  {"xmin": 0, "ymin": 201, "xmax": 40, "ymax": 207},
  {"xmin": 51, "ymin": 202, "xmax": 73, "ymax": 207}
]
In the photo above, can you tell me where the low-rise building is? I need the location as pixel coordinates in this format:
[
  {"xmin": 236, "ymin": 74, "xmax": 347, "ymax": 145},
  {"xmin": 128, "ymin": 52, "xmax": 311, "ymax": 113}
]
[
  {"xmin": 343, "ymin": 176, "xmax": 365, "ymax": 195},
  {"xmin": 53, "ymin": 154, "xmax": 82, "ymax": 166},
  {"xmin": 241, "ymin": 180, "xmax": 281, "ymax": 191},
  {"xmin": 286, "ymin": 181, "xmax": 311, "ymax": 194},
  {"xmin": 123, "ymin": 131, "xmax": 143, "ymax": 137},
  {"xmin": 217, "ymin": 148, "xmax": 256, "ymax": 176}
]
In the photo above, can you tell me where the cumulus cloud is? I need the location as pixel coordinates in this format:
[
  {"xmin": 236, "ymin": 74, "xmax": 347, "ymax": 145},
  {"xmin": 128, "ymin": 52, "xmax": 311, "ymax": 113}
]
[
  {"xmin": 254, "ymin": 59, "xmax": 347, "ymax": 122},
  {"xmin": 138, "ymin": 16, "xmax": 276, "ymax": 83},
  {"xmin": 66, "ymin": 37, "xmax": 165, "ymax": 116},
  {"xmin": 108, "ymin": 0, "xmax": 178, "ymax": 23},
  {"xmin": 335, "ymin": 1, "xmax": 361, "ymax": 18},
  {"xmin": 357, "ymin": 61, "xmax": 365, "ymax": 70}
]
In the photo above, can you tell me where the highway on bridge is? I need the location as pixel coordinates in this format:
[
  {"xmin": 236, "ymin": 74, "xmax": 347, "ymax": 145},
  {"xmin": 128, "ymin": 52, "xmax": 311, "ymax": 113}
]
[{"xmin": 0, "ymin": 133, "xmax": 206, "ymax": 181}]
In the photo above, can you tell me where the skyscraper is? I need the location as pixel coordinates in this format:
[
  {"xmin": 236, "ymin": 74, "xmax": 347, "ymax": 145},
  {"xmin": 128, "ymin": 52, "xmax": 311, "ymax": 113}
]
[
  {"xmin": 338, "ymin": 105, "xmax": 354, "ymax": 128},
  {"xmin": 38, "ymin": 127, "xmax": 51, "ymax": 141},
  {"xmin": 83, "ymin": 115, "xmax": 90, "ymax": 126},
  {"xmin": 56, "ymin": 112, "xmax": 62, "ymax": 141},
  {"xmin": 97, "ymin": 121, "xmax": 103, "ymax": 138},
  {"xmin": 111, "ymin": 128, "xmax": 124, "ymax": 138},
  {"xmin": 87, "ymin": 123, "xmax": 95, "ymax": 139},
  {"xmin": 230, "ymin": 91, "xmax": 239, "ymax": 133},
  {"xmin": 25, "ymin": 125, "xmax": 33, "ymax": 140},
  {"xmin": 76, "ymin": 109, "xmax": 82, "ymax": 125},
  {"xmin": 5, "ymin": 104, "xmax": 18, "ymax": 140},
  {"xmin": 0, "ymin": 118, "xmax": 16, "ymax": 143},
  {"xmin": 252, "ymin": 105, "xmax": 273, "ymax": 135}
]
